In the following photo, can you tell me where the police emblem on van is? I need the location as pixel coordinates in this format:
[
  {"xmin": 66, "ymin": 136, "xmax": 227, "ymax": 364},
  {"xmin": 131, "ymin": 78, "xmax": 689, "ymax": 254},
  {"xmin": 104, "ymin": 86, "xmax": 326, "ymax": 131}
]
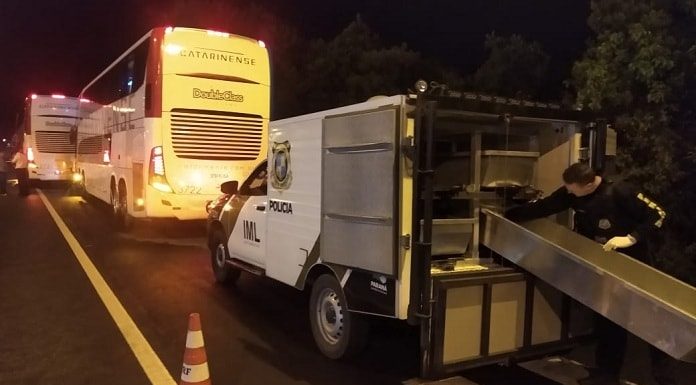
[{"xmin": 271, "ymin": 141, "xmax": 292, "ymax": 190}]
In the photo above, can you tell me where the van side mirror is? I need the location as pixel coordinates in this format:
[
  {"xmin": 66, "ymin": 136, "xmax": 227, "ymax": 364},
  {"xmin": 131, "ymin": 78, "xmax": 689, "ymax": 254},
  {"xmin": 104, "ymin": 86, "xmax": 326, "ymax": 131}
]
[{"xmin": 221, "ymin": 181, "xmax": 238, "ymax": 195}]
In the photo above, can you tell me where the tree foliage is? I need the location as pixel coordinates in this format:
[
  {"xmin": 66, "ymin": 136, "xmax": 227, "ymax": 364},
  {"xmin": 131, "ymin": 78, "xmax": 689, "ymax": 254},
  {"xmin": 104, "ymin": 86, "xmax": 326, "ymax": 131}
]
[
  {"xmin": 290, "ymin": 17, "xmax": 461, "ymax": 116},
  {"xmin": 472, "ymin": 33, "xmax": 551, "ymax": 98},
  {"xmin": 572, "ymin": 0, "xmax": 696, "ymax": 283}
]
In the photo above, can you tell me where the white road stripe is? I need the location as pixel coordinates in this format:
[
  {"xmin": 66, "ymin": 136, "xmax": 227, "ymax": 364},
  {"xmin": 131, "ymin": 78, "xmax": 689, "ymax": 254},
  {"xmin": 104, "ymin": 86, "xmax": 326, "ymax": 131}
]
[{"xmin": 37, "ymin": 189, "xmax": 176, "ymax": 385}]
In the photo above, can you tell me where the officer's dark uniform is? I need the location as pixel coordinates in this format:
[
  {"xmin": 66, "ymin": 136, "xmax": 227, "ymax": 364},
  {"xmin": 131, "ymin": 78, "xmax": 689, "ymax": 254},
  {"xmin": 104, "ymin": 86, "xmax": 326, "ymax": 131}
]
[{"xmin": 506, "ymin": 179, "xmax": 674, "ymax": 384}]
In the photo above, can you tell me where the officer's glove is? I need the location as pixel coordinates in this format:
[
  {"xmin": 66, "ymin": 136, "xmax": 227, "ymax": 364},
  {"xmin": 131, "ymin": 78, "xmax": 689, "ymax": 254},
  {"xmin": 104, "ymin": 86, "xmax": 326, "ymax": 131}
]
[{"xmin": 602, "ymin": 235, "xmax": 637, "ymax": 251}]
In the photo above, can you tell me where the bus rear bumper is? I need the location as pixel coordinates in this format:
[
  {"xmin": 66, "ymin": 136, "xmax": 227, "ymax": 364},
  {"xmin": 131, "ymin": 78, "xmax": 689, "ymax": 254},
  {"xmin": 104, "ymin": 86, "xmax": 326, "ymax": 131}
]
[
  {"xmin": 29, "ymin": 167, "xmax": 73, "ymax": 181},
  {"xmin": 141, "ymin": 186, "xmax": 215, "ymax": 220}
]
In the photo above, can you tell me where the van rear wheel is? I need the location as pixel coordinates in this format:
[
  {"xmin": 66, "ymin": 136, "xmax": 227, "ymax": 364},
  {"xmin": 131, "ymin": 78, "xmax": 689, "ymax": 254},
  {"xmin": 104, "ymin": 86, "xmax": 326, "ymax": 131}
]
[{"xmin": 309, "ymin": 274, "xmax": 368, "ymax": 359}]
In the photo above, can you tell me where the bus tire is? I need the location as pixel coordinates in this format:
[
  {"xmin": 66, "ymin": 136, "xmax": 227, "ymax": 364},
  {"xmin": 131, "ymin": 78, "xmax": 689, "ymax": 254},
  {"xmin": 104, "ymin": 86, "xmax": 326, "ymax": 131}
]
[
  {"xmin": 81, "ymin": 172, "xmax": 89, "ymax": 198},
  {"xmin": 111, "ymin": 183, "xmax": 132, "ymax": 231},
  {"xmin": 309, "ymin": 274, "xmax": 369, "ymax": 359},
  {"xmin": 210, "ymin": 229, "xmax": 241, "ymax": 285},
  {"xmin": 73, "ymin": 172, "xmax": 86, "ymax": 196}
]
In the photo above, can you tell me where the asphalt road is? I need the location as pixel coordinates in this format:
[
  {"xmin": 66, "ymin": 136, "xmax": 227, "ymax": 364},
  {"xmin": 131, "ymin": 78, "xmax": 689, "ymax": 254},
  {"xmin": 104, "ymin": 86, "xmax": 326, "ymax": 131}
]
[{"xmin": 1, "ymin": 183, "xmax": 694, "ymax": 385}]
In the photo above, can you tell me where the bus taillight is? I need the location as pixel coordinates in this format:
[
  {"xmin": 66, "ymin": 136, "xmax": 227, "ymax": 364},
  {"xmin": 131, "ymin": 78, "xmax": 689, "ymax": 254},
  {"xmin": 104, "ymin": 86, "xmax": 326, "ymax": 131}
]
[
  {"xmin": 149, "ymin": 146, "xmax": 173, "ymax": 193},
  {"xmin": 27, "ymin": 147, "xmax": 34, "ymax": 162},
  {"xmin": 103, "ymin": 150, "xmax": 111, "ymax": 164}
]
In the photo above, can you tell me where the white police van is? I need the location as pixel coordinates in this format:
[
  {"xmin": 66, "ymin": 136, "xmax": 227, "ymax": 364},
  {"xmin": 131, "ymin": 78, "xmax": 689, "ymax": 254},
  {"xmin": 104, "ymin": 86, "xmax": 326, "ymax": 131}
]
[{"xmin": 207, "ymin": 88, "xmax": 600, "ymax": 378}]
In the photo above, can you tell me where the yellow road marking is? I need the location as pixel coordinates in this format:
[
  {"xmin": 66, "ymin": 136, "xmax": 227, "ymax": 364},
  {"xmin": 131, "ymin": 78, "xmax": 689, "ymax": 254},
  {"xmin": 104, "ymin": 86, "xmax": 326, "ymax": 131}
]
[{"xmin": 37, "ymin": 189, "xmax": 176, "ymax": 385}]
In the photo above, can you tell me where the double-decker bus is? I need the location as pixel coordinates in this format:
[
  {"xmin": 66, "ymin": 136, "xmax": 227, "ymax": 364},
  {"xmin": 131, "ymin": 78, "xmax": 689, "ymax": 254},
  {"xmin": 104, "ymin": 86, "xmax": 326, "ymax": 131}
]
[
  {"xmin": 75, "ymin": 27, "xmax": 270, "ymax": 228},
  {"xmin": 21, "ymin": 94, "xmax": 81, "ymax": 181}
]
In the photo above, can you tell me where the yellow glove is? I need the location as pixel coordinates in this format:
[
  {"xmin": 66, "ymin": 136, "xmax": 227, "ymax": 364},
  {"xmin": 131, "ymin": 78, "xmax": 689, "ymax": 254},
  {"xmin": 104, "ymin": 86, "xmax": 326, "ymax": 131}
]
[{"xmin": 602, "ymin": 235, "xmax": 637, "ymax": 251}]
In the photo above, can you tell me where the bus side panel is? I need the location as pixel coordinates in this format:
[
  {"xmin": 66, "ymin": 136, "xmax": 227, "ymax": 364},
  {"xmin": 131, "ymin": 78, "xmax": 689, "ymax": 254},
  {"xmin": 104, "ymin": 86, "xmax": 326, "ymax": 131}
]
[{"xmin": 78, "ymin": 102, "xmax": 112, "ymax": 203}]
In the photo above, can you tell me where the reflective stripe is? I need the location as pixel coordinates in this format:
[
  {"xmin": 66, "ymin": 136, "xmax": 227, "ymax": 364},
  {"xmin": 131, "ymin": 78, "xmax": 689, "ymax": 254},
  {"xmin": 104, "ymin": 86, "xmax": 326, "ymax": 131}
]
[
  {"xmin": 186, "ymin": 330, "xmax": 204, "ymax": 349},
  {"xmin": 637, "ymin": 193, "xmax": 667, "ymax": 228},
  {"xmin": 340, "ymin": 269, "xmax": 352, "ymax": 287},
  {"xmin": 181, "ymin": 362, "xmax": 209, "ymax": 383}
]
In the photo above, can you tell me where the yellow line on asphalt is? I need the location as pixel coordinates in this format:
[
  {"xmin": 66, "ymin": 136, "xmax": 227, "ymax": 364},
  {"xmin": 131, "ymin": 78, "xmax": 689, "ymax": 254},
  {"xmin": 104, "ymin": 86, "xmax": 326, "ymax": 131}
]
[{"xmin": 37, "ymin": 189, "xmax": 176, "ymax": 385}]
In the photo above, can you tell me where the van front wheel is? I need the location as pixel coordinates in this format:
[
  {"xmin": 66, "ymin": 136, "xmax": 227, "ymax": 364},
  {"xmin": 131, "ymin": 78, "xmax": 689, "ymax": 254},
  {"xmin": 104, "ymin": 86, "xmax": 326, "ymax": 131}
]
[{"xmin": 210, "ymin": 229, "xmax": 241, "ymax": 285}]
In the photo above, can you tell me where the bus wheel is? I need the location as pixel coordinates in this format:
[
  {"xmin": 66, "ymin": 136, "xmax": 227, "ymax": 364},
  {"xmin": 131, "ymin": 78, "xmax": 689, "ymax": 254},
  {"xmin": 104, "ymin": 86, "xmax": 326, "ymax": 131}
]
[
  {"xmin": 74, "ymin": 172, "xmax": 86, "ymax": 196},
  {"xmin": 309, "ymin": 274, "xmax": 369, "ymax": 359},
  {"xmin": 111, "ymin": 184, "xmax": 132, "ymax": 231},
  {"xmin": 210, "ymin": 229, "xmax": 241, "ymax": 285},
  {"xmin": 110, "ymin": 184, "xmax": 119, "ymax": 216}
]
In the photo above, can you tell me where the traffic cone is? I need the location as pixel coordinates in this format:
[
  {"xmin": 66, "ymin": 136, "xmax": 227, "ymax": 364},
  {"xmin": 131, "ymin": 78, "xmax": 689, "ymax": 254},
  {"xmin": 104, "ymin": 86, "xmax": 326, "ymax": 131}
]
[{"xmin": 180, "ymin": 313, "xmax": 211, "ymax": 385}]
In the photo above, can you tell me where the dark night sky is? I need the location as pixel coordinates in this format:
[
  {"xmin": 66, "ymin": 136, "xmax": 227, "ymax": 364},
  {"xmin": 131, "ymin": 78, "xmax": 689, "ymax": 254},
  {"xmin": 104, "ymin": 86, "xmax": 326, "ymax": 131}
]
[{"xmin": 0, "ymin": 0, "xmax": 590, "ymax": 139}]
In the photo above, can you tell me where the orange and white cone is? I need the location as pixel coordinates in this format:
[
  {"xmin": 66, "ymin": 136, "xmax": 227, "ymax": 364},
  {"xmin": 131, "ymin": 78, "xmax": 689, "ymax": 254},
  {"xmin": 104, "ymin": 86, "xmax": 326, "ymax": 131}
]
[{"xmin": 180, "ymin": 313, "xmax": 211, "ymax": 385}]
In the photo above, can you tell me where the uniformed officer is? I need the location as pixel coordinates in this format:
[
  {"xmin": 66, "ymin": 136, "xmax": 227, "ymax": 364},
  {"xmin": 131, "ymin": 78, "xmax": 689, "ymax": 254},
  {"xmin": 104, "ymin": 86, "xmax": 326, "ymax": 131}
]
[{"xmin": 506, "ymin": 162, "xmax": 675, "ymax": 385}]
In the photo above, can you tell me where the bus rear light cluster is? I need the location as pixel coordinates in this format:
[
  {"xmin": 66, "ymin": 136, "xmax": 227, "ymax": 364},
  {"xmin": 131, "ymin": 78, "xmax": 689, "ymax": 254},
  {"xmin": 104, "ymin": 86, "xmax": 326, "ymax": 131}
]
[
  {"xmin": 103, "ymin": 150, "xmax": 111, "ymax": 164},
  {"xmin": 149, "ymin": 146, "xmax": 173, "ymax": 193},
  {"xmin": 27, "ymin": 147, "xmax": 34, "ymax": 162}
]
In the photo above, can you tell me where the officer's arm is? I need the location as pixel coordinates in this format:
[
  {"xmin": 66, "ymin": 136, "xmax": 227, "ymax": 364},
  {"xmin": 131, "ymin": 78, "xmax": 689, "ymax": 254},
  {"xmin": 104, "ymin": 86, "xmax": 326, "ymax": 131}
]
[
  {"xmin": 505, "ymin": 186, "xmax": 572, "ymax": 222},
  {"xmin": 615, "ymin": 183, "xmax": 666, "ymax": 242}
]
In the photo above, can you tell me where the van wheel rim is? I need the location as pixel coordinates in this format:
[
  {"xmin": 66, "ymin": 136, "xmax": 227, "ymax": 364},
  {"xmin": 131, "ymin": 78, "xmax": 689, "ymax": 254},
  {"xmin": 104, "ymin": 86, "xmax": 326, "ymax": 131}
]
[{"xmin": 316, "ymin": 288, "xmax": 343, "ymax": 345}]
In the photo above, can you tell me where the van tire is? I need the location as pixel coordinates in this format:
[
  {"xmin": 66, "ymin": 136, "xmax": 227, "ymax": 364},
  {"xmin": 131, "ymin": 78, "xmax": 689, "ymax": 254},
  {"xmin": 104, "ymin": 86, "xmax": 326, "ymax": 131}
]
[
  {"xmin": 210, "ymin": 229, "xmax": 241, "ymax": 285},
  {"xmin": 309, "ymin": 274, "xmax": 369, "ymax": 359}
]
